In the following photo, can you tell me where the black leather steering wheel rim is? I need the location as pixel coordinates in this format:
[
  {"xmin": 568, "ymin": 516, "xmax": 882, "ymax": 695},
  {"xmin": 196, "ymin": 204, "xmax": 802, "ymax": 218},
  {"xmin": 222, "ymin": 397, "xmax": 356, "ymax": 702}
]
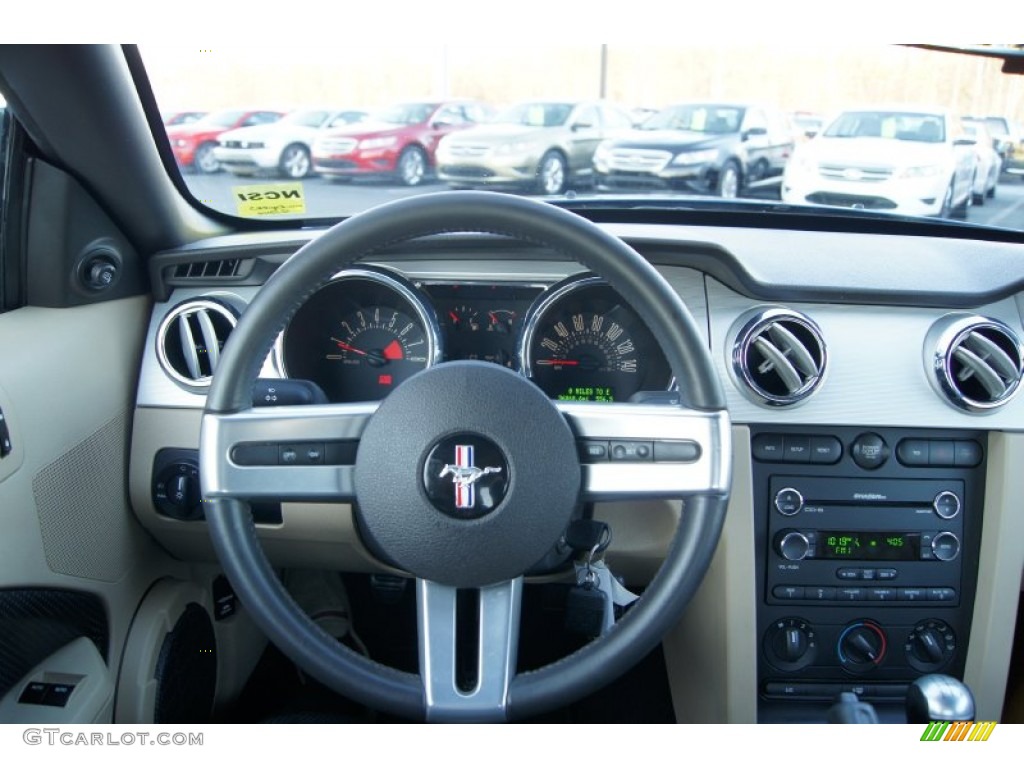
[{"xmin": 201, "ymin": 191, "xmax": 731, "ymax": 722}]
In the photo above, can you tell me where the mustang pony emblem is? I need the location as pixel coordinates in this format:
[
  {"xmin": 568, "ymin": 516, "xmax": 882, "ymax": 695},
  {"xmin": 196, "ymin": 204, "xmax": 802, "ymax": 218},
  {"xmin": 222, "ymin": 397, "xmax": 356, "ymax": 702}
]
[{"xmin": 438, "ymin": 444, "xmax": 502, "ymax": 509}]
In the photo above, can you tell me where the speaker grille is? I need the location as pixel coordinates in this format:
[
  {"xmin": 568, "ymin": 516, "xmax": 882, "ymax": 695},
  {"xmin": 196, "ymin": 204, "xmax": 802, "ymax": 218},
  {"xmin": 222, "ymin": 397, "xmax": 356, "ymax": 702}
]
[
  {"xmin": 154, "ymin": 603, "xmax": 216, "ymax": 724},
  {"xmin": 32, "ymin": 412, "xmax": 143, "ymax": 581}
]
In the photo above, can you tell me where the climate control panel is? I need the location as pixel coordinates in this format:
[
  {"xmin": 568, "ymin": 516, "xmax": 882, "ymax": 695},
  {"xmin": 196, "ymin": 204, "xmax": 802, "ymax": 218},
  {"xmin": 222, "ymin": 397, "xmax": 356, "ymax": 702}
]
[{"xmin": 752, "ymin": 426, "xmax": 984, "ymax": 722}]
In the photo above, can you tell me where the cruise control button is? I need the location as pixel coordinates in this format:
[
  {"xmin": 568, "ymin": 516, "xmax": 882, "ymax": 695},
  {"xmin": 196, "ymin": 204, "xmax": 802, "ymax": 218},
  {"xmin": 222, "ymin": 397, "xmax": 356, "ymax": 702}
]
[
  {"xmin": 896, "ymin": 439, "xmax": 929, "ymax": 466},
  {"xmin": 610, "ymin": 441, "xmax": 653, "ymax": 461},
  {"xmin": 752, "ymin": 433, "xmax": 785, "ymax": 462},
  {"xmin": 809, "ymin": 435, "xmax": 842, "ymax": 464},
  {"xmin": 851, "ymin": 432, "xmax": 889, "ymax": 469},
  {"xmin": 231, "ymin": 443, "xmax": 279, "ymax": 466},
  {"xmin": 653, "ymin": 440, "xmax": 701, "ymax": 462},
  {"xmin": 578, "ymin": 441, "xmax": 609, "ymax": 462}
]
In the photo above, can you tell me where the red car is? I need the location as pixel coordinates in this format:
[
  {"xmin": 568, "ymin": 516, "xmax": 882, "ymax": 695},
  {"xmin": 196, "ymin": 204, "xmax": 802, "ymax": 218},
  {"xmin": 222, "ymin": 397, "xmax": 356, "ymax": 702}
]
[
  {"xmin": 167, "ymin": 108, "xmax": 282, "ymax": 173},
  {"xmin": 311, "ymin": 100, "xmax": 491, "ymax": 186}
]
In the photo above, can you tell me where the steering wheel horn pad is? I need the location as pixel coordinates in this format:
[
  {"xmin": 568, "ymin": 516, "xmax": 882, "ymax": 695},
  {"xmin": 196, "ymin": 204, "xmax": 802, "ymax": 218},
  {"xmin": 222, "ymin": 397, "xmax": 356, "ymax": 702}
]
[{"xmin": 354, "ymin": 360, "xmax": 580, "ymax": 587}]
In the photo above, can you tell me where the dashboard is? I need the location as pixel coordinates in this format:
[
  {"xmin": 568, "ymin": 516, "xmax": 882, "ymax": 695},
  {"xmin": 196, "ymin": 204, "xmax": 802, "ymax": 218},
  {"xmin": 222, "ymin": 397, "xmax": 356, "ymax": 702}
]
[{"xmin": 128, "ymin": 220, "xmax": 1024, "ymax": 724}]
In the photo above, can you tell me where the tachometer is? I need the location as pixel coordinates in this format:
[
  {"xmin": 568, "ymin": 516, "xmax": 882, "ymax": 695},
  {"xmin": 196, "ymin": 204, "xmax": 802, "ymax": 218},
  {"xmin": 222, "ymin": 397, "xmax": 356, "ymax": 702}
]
[
  {"xmin": 520, "ymin": 275, "xmax": 671, "ymax": 402},
  {"xmin": 279, "ymin": 267, "xmax": 441, "ymax": 402}
]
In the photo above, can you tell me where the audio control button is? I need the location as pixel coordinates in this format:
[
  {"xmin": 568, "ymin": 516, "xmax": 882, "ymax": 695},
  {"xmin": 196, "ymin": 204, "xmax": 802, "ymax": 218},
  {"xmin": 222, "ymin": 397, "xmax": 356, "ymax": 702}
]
[
  {"xmin": 851, "ymin": 432, "xmax": 889, "ymax": 469},
  {"xmin": 927, "ymin": 587, "xmax": 957, "ymax": 602},
  {"xmin": 772, "ymin": 585, "xmax": 805, "ymax": 600},
  {"xmin": 868, "ymin": 587, "xmax": 897, "ymax": 601},
  {"xmin": 932, "ymin": 532, "xmax": 961, "ymax": 562},
  {"xmin": 877, "ymin": 568, "xmax": 898, "ymax": 580},
  {"xmin": 777, "ymin": 531, "xmax": 811, "ymax": 561},
  {"xmin": 837, "ymin": 568, "xmax": 860, "ymax": 580},
  {"xmin": 774, "ymin": 488, "xmax": 803, "ymax": 516},
  {"xmin": 898, "ymin": 588, "xmax": 927, "ymax": 601},
  {"xmin": 806, "ymin": 586, "xmax": 836, "ymax": 600},
  {"xmin": 933, "ymin": 491, "xmax": 961, "ymax": 520},
  {"xmin": 783, "ymin": 435, "xmax": 811, "ymax": 463},
  {"xmin": 837, "ymin": 587, "xmax": 865, "ymax": 601}
]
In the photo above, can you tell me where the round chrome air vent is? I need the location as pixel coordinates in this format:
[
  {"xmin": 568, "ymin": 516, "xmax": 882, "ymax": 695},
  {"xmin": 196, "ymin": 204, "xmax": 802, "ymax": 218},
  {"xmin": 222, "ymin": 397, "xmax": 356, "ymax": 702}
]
[
  {"xmin": 928, "ymin": 315, "xmax": 1024, "ymax": 412},
  {"xmin": 730, "ymin": 307, "xmax": 827, "ymax": 407},
  {"xmin": 156, "ymin": 297, "xmax": 239, "ymax": 390}
]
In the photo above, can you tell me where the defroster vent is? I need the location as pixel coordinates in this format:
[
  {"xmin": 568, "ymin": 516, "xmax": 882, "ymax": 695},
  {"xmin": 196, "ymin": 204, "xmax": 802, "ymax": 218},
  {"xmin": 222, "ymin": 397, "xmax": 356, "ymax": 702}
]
[
  {"xmin": 930, "ymin": 315, "xmax": 1024, "ymax": 412},
  {"xmin": 156, "ymin": 298, "xmax": 238, "ymax": 389},
  {"xmin": 731, "ymin": 308, "xmax": 827, "ymax": 406}
]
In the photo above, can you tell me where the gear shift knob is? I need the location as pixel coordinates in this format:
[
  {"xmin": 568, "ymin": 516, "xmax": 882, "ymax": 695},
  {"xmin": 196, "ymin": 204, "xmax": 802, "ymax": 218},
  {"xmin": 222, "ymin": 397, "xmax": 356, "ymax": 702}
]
[{"xmin": 906, "ymin": 674, "xmax": 975, "ymax": 723}]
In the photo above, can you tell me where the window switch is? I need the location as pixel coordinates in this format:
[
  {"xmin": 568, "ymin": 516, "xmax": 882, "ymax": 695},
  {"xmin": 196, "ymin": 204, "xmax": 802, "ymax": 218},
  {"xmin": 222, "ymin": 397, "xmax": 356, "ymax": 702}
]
[
  {"xmin": 42, "ymin": 683, "xmax": 76, "ymax": 707},
  {"xmin": 18, "ymin": 682, "xmax": 49, "ymax": 705}
]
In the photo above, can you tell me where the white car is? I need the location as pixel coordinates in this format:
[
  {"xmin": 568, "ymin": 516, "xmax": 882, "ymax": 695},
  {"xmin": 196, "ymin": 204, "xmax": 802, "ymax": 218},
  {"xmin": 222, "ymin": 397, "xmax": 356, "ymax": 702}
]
[
  {"xmin": 214, "ymin": 108, "xmax": 367, "ymax": 179},
  {"xmin": 962, "ymin": 118, "xmax": 1001, "ymax": 204},
  {"xmin": 782, "ymin": 108, "xmax": 977, "ymax": 218}
]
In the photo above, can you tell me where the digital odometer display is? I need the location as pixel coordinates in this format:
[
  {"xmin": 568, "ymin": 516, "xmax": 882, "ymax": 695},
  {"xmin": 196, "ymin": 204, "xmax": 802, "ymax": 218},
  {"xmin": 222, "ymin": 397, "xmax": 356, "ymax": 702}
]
[
  {"xmin": 819, "ymin": 531, "xmax": 920, "ymax": 561},
  {"xmin": 556, "ymin": 386, "xmax": 615, "ymax": 403}
]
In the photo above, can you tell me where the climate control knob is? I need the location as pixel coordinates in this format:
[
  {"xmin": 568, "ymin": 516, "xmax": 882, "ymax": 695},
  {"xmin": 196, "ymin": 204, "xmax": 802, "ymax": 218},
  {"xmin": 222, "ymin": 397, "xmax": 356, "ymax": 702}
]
[
  {"xmin": 763, "ymin": 617, "xmax": 817, "ymax": 672},
  {"xmin": 838, "ymin": 620, "xmax": 887, "ymax": 674},
  {"xmin": 906, "ymin": 620, "xmax": 956, "ymax": 672}
]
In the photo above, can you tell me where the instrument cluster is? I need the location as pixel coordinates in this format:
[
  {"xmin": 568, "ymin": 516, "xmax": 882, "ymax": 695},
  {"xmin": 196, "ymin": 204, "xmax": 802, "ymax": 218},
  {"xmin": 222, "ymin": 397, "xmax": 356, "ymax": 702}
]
[{"xmin": 276, "ymin": 266, "xmax": 673, "ymax": 403}]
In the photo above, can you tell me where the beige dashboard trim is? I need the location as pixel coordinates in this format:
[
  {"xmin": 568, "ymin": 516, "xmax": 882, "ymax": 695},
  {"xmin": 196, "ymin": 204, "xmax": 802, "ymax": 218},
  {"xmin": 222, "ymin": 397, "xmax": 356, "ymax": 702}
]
[
  {"xmin": 965, "ymin": 430, "xmax": 1024, "ymax": 720},
  {"xmin": 663, "ymin": 425, "xmax": 757, "ymax": 723}
]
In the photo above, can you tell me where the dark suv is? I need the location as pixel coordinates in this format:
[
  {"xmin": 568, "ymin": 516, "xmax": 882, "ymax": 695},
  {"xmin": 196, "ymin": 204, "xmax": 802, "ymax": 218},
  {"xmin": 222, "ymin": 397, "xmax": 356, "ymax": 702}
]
[{"xmin": 592, "ymin": 102, "xmax": 794, "ymax": 197}]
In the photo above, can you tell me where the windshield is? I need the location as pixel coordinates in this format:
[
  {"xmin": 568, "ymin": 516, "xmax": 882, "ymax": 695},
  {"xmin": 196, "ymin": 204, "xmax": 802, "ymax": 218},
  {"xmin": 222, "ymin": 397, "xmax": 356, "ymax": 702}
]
[
  {"xmin": 643, "ymin": 105, "xmax": 744, "ymax": 133},
  {"xmin": 193, "ymin": 109, "xmax": 246, "ymax": 128},
  {"xmin": 494, "ymin": 103, "xmax": 574, "ymax": 128},
  {"xmin": 280, "ymin": 110, "xmax": 331, "ymax": 128},
  {"xmin": 371, "ymin": 103, "xmax": 437, "ymax": 125},
  {"xmin": 823, "ymin": 111, "xmax": 947, "ymax": 143},
  {"xmin": 141, "ymin": 44, "xmax": 1024, "ymax": 231}
]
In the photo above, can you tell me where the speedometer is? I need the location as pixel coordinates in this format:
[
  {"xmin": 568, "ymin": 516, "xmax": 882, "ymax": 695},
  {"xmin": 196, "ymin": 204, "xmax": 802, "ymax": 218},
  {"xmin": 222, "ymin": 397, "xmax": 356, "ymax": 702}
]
[
  {"xmin": 278, "ymin": 267, "xmax": 441, "ymax": 402},
  {"xmin": 520, "ymin": 275, "xmax": 672, "ymax": 402}
]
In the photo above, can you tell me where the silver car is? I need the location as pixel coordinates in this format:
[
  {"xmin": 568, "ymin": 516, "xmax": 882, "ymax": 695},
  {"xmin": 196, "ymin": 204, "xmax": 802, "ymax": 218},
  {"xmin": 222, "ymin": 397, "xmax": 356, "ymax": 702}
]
[{"xmin": 436, "ymin": 100, "xmax": 633, "ymax": 194}]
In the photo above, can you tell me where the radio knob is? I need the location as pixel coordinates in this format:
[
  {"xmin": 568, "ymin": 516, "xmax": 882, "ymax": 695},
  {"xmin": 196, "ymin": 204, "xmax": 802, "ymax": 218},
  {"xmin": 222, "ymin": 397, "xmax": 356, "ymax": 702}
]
[
  {"xmin": 933, "ymin": 491, "xmax": 961, "ymax": 520},
  {"xmin": 931, "ymin": 532, "xmax": 961, "ymax": 562},
  {"xmin": 776, "ymin": 530, "xmax": 811, "ymax": 561},
  {"xmin": 774, "ymin": 487, "xmax": 804, "ymax": 516}
]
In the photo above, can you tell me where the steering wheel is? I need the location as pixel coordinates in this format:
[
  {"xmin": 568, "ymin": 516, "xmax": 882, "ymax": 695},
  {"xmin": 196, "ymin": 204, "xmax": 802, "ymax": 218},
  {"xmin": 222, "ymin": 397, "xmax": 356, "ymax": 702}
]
[{"xmin": 199, "ymin": 191, "xmax": 731, "ymax": 722}]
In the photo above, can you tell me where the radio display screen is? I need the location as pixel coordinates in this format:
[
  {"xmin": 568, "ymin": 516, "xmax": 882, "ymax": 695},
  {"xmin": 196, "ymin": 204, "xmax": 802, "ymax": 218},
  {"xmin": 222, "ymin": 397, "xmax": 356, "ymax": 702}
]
[{"xmin": 820, "ymin": 532, "xmax": 920, "ymax": 560}]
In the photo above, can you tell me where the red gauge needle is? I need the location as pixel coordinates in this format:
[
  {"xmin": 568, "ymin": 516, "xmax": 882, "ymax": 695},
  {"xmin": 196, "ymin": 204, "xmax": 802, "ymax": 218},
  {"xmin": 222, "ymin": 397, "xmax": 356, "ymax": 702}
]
[
  {"xmin": 332, "ymin": 338, "xmax": 366, "ymax": 356},
  {"xmin": 535, "ymin": 359, "xmax": 579, "ymax": 366},
  {"xmin": 382, "ymin": 339, "xmax": 404, "ymax": 361},
  {"xmin": 449, "ymin": 311, "xmax": 460, "ymax": 323}
]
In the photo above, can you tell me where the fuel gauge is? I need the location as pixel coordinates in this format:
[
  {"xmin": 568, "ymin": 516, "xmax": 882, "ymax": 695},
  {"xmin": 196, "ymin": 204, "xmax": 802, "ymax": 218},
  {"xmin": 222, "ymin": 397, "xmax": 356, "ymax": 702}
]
[{"xmin": 486, "ymin": 309, "xmax": 517, "ymax": 334}]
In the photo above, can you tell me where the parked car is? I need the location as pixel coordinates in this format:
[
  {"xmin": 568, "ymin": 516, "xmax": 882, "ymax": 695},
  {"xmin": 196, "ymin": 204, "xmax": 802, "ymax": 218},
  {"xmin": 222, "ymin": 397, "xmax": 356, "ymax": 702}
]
[
  {"xmin": 789, "ymin": 111, "xmax": 826, "ymax": 140},
  {"xmin": 167, "ymin": 108, "xmax": 283, "ymax": 173},
  {"xmin": 782, "ymin": 107, "xmax": 978, "ymax": 218},
  {"xmin": 592, "ymin": 102, "xmax": 794, "ymax": 197},
  {"xmin": 1008, "ymin": 125, "xmax": 1024, "ymax": 180},
  {"xmin": 214, "ymin": 108, "xmax": 367, "ymax": 180},
  {"xmin": 965, "ymin": 115, "xmax": 1021, "ymax": 174},
  {"xmin": 436, "ymin": 100, "xmax": 634, "ymax": 194},
  {"xmin": 311, "ymin": 101, "xmax": 491, "ymax": 186},
  {"xmin": 962, "ymin": 118, "xmax": 1001, "ymax": 203},
  {"xmin": 161, "ymin": 110, "xmax": 206, "ymax": 127}
]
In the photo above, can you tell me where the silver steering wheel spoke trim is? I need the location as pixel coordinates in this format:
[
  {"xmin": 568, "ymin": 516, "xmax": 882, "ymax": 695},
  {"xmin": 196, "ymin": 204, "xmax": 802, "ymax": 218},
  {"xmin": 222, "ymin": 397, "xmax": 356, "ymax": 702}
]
[
  {"xmin": 200, "ymin": 402, "xmax": 378, "ymax": 501},
  {"xmin": 557, "ymin": 402, "xmax": 731, "ymax": 500},
  {"xmin": 418, "ymin": 577, "xmax": 522, "ymax": 723}
]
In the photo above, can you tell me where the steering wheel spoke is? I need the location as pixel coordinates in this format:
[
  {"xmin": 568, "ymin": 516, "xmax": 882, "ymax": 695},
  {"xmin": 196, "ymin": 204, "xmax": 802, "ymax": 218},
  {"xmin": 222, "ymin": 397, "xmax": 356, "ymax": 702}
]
[
  {"xmin": 417, "ymin": 577, "xmax": 522, "ymax": 723},
  {"xmin": 200, "ymin": 402, "xmax": 377, "ymax": 502},
  {"xmin": 557, "ymin": 401, "xmax": 731, "ymax": 501}
]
